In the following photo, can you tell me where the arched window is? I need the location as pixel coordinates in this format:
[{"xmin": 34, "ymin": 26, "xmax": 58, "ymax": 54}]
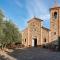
[
  {"xmin": 54, "ymin": 12, "xmax": 58, "ymax": 19},
  {"xmin": 44, "ymin": 38, "xmax": 46, "ymax": 42},
  {"xmin": 54, "ymin": 32, "xmax": 56, "ymax": 35},
  {"xmin": 25, "ymin": 39, "xmax": 26, "ymax": 42}
]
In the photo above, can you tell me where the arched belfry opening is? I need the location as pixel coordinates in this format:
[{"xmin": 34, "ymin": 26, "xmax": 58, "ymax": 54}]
[{"xmin": 54, "ymin": 12, "xmax": 58, "ymax": 19}]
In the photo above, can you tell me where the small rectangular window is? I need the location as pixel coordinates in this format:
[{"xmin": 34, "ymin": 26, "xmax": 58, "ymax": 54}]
[
  {"xmin": 44, "ymin": 38, "xmax": 46, "ymax": 42},
  {"xmin": 54, "ymin": 32, "xmax": 56, "ymax": 35}
]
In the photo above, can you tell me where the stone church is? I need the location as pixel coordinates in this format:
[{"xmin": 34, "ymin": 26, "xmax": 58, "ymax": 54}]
[{"xmin": 22, "ymin": 1, "xmax": 60, "ymax": 47}]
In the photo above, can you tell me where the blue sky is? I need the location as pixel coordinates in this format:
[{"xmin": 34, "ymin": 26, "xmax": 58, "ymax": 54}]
[{"xmin": 0, "ymin": 0, "xmax": 60, "ymax": 31}]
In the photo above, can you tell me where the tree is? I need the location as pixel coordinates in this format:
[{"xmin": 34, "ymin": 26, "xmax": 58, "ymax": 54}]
[
  {"xmin": 0, "ymin": 10, "xmax": 22, "ymax": 49},
  {"xmin": 0, "ymin": 10, "xmax": 5, "ymax": 49},
  {"xmin": 3, "ymin": 20, "xmax": 22, "ymax": 48}
]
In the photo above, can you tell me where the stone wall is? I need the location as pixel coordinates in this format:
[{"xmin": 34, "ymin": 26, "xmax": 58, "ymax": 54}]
[{"xmin": 41, "ymin": 27, "xmax": 49, "ymax": 45}]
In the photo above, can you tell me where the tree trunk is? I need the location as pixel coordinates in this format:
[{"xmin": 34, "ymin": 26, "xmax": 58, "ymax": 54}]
[{"xmin": 1, "ymin": 45, "xmax": 4, "ymax": 50}]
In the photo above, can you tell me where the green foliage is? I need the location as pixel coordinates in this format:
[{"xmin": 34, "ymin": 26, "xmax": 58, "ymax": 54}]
[
  {"xmin": 0, "ymin": 10, "xmax": 22, "ymax": 49},
  {"xmin": 0, "ymin": 10, "xmax": 5, "ymax": 48},
  {"xmin": 4, "ymin": 20, "xmax": 21, "ymax": 44}
]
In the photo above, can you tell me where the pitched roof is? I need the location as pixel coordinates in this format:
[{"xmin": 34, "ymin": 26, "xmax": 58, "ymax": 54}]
[
  {"xmin": 42, "ymin": 26, "xmax": 50, "ymax": 31},
  {"xmin": 27, "ymin": 17, "xmax": 43, "ymax": 23},
  {"xmin": 50, "ymin": 7, "xmax": 60, "ymax": 11}
]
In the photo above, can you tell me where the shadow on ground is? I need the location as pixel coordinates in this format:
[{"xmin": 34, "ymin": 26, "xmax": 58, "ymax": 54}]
[{"xmin": 0, "ymin": 55, "xmax": 9, "ymax": 60}]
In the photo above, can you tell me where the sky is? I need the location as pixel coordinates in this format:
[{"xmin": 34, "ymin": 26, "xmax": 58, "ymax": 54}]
[{"xmin": 0, "ymin": 0, "xmax": 60, "ymax": 31}]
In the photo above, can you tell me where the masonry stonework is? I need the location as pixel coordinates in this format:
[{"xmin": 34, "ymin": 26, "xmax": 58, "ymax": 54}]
[{"xmin": 50, "ymin": 7, "xmax": 60, "ymax": 44}]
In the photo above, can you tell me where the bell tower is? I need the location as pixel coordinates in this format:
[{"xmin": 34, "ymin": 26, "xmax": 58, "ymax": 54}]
[{"xmin": 50, "ymin": 0, "xmax": 60, "ymax": 42}]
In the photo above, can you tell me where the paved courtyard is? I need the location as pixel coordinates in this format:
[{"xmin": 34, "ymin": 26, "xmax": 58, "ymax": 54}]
[
  {"xmin": 1, "ymin": 47, "xmax": 60, "ymax": 60},
  {"xmin": 0, "ymin": 47, "xmax": 60, "ymax": 60}
]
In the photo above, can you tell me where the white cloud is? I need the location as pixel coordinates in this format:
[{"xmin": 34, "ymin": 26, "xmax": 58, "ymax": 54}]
[
  {"xmin": 25, "ymin": 0, "xmax": 49, "ymax": 20},
  {"xmin": 14, "ymin": 0, "xmax": 23, "ymax": 8},
  {"xmin": 40, "ymin": 14, "xmax": 50, "ymax": 20}
]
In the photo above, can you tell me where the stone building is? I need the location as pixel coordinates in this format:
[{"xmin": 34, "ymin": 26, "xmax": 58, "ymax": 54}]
[
  {"xmin": 22, "ymin": 1, "xmax": 60, "ymax": 47},
  {"xmin": 22, "ymin": 18, "xmax": 50, "ymax": 47}
]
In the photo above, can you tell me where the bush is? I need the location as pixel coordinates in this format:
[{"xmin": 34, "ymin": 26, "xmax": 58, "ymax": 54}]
[{"xmin": 58, "ymin": 37, "xmax": 60, "ymax": 51}]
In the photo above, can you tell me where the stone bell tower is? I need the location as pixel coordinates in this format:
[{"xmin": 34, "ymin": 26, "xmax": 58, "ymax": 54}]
[{"xmin": 50, "ymin": 0, "xmax": 60, "ymax": 42}]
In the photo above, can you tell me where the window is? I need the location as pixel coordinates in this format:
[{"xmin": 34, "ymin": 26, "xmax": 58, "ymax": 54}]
[
  {"xmin": 54, "ymin": 12, "xmax": 58, "ymax": 19},
  {"xmin": 25, "ymin": 39, "xmax": 26, "ymax": 42},
  {"xmin": 44, "ymin": 38, "xmax": 46, "ymax": 42},
  {"xmin": 54, "ymin": 32, "xmax": 56, "ymax": 35}
]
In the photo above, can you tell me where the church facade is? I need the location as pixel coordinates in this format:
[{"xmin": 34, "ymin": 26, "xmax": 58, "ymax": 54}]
[{"xmin": 22, "ymin": 2, "xmax": 60, "ymax": 47}]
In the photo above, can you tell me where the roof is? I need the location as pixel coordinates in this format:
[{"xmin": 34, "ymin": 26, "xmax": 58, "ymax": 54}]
[
  {"xmin": 27, "ymin": 17, "xmax": 43, "ymax": 23},
  {"xmin": 50, "ymin": 7, "xmax": 60, "ymax": 11},
  {"xmin": 42, "ymin": 26, "xmax": 50, "ymax": 31},
  {"xmin": 50, "ymin": 0, "xmax": 60, "ymax": 11}
]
